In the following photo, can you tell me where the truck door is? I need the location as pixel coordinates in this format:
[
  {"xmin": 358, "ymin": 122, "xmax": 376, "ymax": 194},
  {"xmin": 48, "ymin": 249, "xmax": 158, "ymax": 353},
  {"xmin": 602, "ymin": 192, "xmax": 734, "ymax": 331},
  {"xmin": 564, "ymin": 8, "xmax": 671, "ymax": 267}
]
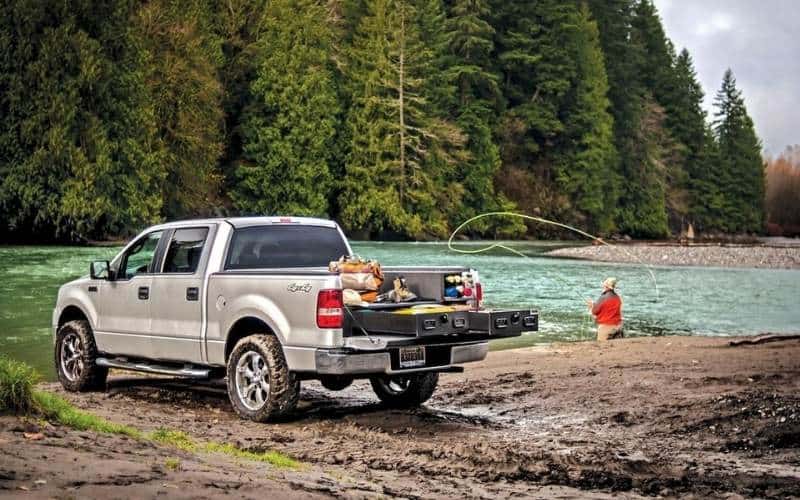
[
  {"xmin": 94, "ymin": 230, "xmax": 164, "ymax": 359},
  {"xmin": 147, "ymin": 226, "xmax": 212, "ymax": 363}
]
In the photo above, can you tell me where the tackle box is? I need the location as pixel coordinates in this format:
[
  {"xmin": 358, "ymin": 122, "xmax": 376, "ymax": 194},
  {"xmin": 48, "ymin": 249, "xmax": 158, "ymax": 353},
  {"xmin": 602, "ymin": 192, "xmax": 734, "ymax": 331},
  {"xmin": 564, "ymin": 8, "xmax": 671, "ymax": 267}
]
[
  {"xmin": 349, "ymin": 309, "xmax": 470, "ymax": 337},
  {"xmin": 468, "ymin": 309, "xmax": 538, "ymax": 338}
]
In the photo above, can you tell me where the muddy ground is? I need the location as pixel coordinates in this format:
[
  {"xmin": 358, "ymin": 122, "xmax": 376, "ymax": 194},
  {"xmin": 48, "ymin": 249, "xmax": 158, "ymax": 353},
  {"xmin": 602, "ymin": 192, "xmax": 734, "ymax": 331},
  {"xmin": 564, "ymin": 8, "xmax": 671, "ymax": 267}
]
[{"xmin": 2, "ymin": 336, "xmax": 799, "ymax": 499}]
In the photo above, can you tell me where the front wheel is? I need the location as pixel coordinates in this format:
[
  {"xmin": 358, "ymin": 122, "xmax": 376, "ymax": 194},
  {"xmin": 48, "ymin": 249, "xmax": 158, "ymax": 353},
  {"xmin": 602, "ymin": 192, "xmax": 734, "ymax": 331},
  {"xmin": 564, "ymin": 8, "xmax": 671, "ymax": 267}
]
[
  {"xmin": 55, "ymin": 320, "xmax": 108, "ymax": 392},
  {"xmin": 226, "ymin": 334, "xmax": 300, "ymax": 422},
  {"xmin": 370, "ymin": 373, "xmax": 439, "ymax": 408}
]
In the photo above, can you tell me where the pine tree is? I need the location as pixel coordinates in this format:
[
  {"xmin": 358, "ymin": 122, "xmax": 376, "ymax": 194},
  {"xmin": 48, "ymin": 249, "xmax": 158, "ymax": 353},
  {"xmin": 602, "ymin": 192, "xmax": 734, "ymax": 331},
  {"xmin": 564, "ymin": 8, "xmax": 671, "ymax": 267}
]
[
  {"xmin": 442, "ymin": 0, "xmax": 518, "ymax": 235},
  {"xmin": 339, "ymin": 0, "xmax": 455, "ymax": 239},
  {"xmin": 211, "ymin": 0, "xmax": 268, "ymax": 190},
  {"xmin": 136, "ymin": 0, "xmax": 225, "ymax": 219},
  {"xmin": 231, "ymin": 0, "xmax": 341, "ymax": 217},
  {"xmin": 669, "ymin": 48, "xmax": 717, "ymax": 231},
  {"xmin": 713, "ymin": 69, "xmax": 764, "ymax": 233},
  {"xmin": 492, "ymin": 0, "xmax": 582, "ymax": 235},
  {"xmin": 0, "ymin": 0, "xmax": 164, "ymax": 240},
  {"xmin": 557, "ymin": 3, "xmax": 618, "ymax": 233}
]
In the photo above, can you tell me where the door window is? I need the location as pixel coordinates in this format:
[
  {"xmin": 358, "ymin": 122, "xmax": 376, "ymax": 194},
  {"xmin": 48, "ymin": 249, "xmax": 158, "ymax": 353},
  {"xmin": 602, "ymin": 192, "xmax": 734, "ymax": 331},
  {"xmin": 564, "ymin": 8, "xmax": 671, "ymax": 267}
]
[
  {"xmin": 162, "ymin": 228, "xmax": 209, "ymax": 273},
  {"xmin": 121, "ymin": 231, "xmax": 163, "ymax": 279}
]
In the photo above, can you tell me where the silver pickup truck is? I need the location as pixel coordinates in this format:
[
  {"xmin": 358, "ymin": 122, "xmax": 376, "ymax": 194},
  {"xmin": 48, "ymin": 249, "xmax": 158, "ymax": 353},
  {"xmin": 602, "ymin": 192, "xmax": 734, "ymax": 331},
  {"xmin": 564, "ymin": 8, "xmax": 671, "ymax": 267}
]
[{"xmin": 53, "ymin": 217, "xmax": 538, "ymax": 421}]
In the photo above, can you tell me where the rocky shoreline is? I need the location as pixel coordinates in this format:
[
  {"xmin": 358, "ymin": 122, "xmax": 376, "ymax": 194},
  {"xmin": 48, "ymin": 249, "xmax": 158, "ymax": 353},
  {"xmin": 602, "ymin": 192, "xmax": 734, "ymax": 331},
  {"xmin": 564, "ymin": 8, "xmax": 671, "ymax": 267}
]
[{"xmin": 546, "ymin": 243, "xmax": 800, "ymax": 269}]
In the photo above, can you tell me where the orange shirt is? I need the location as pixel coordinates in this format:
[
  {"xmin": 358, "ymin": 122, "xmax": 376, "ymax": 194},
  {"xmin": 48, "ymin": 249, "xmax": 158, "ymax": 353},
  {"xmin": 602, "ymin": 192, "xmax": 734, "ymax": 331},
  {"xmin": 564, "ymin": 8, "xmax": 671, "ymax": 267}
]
[{"xmin": 592, "ymin": 291, "xmax": 622, "ymax": 325}]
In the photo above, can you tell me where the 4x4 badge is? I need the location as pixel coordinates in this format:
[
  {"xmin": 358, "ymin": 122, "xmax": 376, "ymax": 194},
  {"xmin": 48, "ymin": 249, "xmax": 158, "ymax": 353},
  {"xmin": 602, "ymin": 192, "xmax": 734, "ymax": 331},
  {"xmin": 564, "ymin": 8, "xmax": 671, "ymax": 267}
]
[{"xmin": 287, "ymin": 282, "xmax": 312, "ymax": 293}]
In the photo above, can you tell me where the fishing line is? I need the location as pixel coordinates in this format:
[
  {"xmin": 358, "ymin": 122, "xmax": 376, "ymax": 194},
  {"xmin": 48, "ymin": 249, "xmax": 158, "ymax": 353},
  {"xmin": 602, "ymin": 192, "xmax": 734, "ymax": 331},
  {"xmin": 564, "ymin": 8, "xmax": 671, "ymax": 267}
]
[{"xmin": 446, "ymin": 211, "xmax": 661, "ymax": 338}]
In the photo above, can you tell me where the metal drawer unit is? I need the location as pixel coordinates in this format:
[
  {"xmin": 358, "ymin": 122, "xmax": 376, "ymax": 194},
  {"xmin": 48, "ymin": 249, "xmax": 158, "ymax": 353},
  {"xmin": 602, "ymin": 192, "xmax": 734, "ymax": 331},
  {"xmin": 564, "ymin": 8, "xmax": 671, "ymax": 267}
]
[
  {"xmin": 468, "ymin": 309, "xmax": 538, "ymax": 337},
  {"xmin": 350, "ymin": 309, "xmax": 470, "ymax": 337}
]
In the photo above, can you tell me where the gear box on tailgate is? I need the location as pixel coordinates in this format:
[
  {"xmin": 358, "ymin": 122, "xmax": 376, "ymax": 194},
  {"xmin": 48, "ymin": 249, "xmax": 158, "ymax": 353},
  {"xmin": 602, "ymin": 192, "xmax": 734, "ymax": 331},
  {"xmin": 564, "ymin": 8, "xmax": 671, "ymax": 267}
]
[
  {"xmin": 468, "ymin": 309, "xmax": 538, "ymax": 337},
  {"xmin": 350, "ymin": 308, "xmax": 470, "ymax": 337}
]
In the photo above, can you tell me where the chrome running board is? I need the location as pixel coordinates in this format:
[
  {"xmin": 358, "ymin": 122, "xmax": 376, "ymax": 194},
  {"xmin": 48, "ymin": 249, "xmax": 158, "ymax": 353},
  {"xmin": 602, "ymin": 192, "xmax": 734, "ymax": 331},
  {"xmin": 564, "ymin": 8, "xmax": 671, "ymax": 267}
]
[{"xmin": 96, "ymin": 357, "xmax": 210, "ymax": 378}]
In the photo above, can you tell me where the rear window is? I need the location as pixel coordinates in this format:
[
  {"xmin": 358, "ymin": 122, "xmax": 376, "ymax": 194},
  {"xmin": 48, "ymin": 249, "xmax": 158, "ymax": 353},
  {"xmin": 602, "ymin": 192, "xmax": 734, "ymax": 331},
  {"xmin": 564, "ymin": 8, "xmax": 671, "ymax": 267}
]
[
  {"xmin": 225, "ymin": 225, "xmax": 349, "ymax": 269},
  {"xmin": 162, "ymin": 227, "xmax": 208, "ymax": 273}
]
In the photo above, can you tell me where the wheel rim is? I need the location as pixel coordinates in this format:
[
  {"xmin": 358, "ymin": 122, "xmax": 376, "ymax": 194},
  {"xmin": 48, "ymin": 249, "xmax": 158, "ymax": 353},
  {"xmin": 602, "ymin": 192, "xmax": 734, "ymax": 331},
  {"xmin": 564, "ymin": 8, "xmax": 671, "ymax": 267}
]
[
  {"xmin": 60, "ymin": 333, "xmax": 84, "ymax": 382},
  {"xmin": 235, "ymin": 351, "xmax": 270, "ymax": 411},
  {"xmin": 381, "ymin": 376, "xmax": 411, "ymax": 395}
]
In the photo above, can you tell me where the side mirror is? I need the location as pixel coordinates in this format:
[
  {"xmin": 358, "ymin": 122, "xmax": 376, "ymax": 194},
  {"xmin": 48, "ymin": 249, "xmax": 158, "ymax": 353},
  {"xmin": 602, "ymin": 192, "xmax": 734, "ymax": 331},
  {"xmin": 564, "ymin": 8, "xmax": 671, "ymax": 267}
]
[{"xmin": 90, "ymin": 261, "xmax": 112, "ymax": 280}]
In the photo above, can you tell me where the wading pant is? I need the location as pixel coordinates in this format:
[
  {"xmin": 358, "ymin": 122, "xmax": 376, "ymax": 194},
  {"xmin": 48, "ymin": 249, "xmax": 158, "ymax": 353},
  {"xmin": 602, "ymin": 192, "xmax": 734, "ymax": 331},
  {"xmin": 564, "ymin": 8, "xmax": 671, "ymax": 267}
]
[{"xmin": 597, "ymin": 323, "xmax": 623, "ymax": 341}]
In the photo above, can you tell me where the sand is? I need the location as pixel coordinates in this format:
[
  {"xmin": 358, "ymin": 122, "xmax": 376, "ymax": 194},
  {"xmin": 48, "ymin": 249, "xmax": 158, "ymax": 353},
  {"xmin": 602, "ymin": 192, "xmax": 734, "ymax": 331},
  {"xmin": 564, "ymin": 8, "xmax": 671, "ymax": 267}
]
[{"xmin": 2, "ymin": 335, "xmax": 799, "ymax": 498}]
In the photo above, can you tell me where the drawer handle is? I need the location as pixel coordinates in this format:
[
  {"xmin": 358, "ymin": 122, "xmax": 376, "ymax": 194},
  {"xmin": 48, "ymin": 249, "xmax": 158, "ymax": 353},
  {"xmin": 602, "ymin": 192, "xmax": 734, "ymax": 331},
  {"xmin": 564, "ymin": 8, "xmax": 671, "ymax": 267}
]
[
  {"xmin": 494, "ymin": 317, "xmax": 508, "ymax": 329},
  {"xmin": 423, "ymin": 319, "xmax": 437, "ymax": 330}
]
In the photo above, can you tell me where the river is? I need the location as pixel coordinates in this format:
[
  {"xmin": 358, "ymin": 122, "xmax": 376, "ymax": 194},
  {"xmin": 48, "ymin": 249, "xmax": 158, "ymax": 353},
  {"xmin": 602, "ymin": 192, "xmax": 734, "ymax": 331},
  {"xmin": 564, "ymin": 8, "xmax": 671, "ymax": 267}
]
[{"xmin": 1, "ymin": 242, "xmax": 799, "ymax": 378}]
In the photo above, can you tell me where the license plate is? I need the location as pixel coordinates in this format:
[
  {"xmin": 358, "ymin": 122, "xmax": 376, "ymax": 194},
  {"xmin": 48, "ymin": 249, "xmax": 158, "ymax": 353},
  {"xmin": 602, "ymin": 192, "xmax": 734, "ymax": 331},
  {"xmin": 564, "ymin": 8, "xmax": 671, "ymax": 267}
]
[{"xmin": 399, "ymin": 346, "xmax": 426, "ymax": 368}]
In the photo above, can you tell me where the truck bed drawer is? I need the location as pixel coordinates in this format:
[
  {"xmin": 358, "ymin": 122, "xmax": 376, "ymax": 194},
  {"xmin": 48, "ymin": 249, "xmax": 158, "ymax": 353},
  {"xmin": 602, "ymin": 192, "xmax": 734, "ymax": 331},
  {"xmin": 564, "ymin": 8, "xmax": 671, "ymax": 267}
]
[
  {"xmin": 350, "ymin": 309, "xmax": 470, "ymax": 337},
  {"xmin": 468, "ymin": 309, "xmax": 538, "ymax": 337}
]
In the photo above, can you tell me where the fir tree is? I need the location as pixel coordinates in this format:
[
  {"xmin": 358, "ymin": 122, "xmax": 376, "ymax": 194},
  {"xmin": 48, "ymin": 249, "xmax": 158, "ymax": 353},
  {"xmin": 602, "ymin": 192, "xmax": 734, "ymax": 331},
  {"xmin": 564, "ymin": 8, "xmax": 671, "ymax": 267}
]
[
  {"xmin": 339, "ymin": 0, "xmax": 456, "ymax": 238},
  {"xmin": 713, "ymin": 69, "xmax": 764, "ymax": 232},
  {"xmin": 0, "ymin": 0, "xmax": 164, "ymax": 240},
  {"xmin": 232, "ymin": 0, "xmax": 341, "ymax": 217},
  {"xmin": 136, "ymin": 0, "xmax": 225, "ymax": 219},
  {"xmin": 670, "ymin": 48, "xmax": 716, "ymax": 230},
  {"xmin": 443, "ymin": 0, "xmax": 517, "ymax": 235},
  {"xmin": 492, "ymin": 0, "xmax": 581, "ymax": 235},
  {"xmin": 558, "ymin": 3, "xmax": 618, "ymax": 233}
]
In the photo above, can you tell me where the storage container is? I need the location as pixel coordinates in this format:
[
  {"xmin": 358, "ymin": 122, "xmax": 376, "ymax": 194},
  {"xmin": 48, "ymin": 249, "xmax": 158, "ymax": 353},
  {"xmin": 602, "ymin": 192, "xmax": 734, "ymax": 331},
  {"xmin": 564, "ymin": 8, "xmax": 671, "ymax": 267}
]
[{"xmin": 468, "ymin": 309, "xmax": 538, "ymax": 337}]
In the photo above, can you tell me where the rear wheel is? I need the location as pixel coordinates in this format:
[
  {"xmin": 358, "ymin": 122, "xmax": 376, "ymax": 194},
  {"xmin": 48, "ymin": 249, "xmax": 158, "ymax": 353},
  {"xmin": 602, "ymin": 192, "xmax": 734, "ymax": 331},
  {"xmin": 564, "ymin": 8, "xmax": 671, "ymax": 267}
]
[
  {"xmin": 226, "ymin": 334, "xmax": 300, "ymax": 422},
  {"xmin": 55, "ymin": 320, "xmax": 108, "ymax": 392},
  {"xmin": 370, "ymin": 373, "xmax": 439, "ymax": 408}
]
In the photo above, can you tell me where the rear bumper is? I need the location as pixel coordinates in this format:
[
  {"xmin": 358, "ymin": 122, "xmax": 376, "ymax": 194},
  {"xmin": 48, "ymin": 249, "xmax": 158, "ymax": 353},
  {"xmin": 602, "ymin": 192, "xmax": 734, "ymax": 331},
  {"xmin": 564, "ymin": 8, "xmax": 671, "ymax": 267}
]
[{"xmin": 313, "ymin": 341, "xmax": 489, "ymax": 375}]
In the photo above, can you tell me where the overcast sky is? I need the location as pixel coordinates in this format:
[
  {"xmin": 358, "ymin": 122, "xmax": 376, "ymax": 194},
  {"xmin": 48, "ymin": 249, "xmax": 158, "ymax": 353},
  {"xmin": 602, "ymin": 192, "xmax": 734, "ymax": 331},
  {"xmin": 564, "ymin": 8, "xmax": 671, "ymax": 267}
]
[{"xmin": 652, "ymin": 0, "xmax": 799, "ymax": 156}]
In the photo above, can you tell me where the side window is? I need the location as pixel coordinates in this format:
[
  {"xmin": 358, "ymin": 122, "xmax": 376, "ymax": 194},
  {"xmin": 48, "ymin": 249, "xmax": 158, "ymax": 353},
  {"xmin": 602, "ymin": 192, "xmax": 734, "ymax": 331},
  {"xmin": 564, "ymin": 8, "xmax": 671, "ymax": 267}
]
[
  {"xmin": 162, "ymin": 228, "xmax": 209, "ymax": 274},
  {"xmin": 122, "ymin": 231, "xmax": 163, "ymax": 279}
]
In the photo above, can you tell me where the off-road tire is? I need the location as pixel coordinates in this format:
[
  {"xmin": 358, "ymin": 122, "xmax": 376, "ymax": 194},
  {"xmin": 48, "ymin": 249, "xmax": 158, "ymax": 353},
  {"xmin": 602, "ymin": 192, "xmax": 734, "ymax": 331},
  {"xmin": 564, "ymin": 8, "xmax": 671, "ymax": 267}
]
[
  {"xmin": 55, "ymin": 320, "xmax": 108, "ymax": 392},
  {"xmin": 226, "ymin": 334, "xmax": 300, "ymax": 422},
  {"xmin": 370, "ymin": 373, "xmax": 439, "ymax": 408},
  {"xmin": 319, "ymin": 375, "xmax": 354, "ymax": 392}
]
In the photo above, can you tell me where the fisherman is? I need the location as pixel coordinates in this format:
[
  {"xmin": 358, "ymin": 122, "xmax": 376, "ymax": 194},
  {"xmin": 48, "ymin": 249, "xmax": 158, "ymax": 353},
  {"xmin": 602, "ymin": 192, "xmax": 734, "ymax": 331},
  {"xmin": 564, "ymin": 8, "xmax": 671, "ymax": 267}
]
[{"xmin": 586, "ymin": 277, "xmax": 623, "ymax": 341}]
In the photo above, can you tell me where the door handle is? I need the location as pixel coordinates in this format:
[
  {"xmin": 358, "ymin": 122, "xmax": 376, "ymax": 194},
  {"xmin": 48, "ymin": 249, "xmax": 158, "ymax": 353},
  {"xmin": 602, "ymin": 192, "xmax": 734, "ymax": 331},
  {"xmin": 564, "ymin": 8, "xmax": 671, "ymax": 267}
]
[
  {"xmin": 138, "ymin": 286, "xmax": 149, "ymax": 300},
  {"xmin": 186, "ymin": 287, "xmax": 199, "ymax": 301}
]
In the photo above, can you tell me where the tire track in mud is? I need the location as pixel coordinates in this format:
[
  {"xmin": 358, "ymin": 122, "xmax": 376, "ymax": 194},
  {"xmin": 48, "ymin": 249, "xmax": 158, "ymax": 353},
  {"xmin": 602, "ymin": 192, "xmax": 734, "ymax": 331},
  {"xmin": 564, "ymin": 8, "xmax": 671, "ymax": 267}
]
[{"xmin": 41, "ymin": 337, "xmax": 800, "ymax": 499}]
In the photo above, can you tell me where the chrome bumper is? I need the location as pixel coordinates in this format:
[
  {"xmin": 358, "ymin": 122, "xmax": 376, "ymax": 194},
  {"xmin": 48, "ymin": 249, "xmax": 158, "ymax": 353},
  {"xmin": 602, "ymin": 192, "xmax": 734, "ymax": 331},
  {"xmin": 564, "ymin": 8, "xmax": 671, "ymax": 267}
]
[{"xmin": 314, "ymin": 342, "xmax": 489, "ymax": 375}]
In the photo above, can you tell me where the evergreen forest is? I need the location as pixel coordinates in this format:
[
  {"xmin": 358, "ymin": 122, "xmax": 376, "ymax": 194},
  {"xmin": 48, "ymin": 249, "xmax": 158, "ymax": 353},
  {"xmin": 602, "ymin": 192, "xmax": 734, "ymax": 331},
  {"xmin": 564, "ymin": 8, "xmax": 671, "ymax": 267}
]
[{"xmin": 0, "ymin": 0, "xmax": 767, "ymax": 241}]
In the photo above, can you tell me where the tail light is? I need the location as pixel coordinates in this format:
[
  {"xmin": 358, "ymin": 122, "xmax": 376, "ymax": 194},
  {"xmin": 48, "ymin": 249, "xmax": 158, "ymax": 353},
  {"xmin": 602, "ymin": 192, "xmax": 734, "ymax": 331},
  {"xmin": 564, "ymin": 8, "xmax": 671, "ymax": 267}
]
[
  {"xmin": 317, "ymin": 289, "xmax": 344, "ymax": 328},
  {"xmin": 475, "ymin": 282, "xmax": 483, "ymax": 307}
]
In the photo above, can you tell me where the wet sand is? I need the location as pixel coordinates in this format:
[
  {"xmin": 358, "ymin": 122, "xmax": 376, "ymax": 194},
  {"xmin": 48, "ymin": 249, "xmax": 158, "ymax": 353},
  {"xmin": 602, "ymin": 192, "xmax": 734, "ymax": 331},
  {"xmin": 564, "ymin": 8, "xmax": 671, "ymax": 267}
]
[{"xmin": 2, "ymin": 336, "xmax": 799, "ymax": 498}]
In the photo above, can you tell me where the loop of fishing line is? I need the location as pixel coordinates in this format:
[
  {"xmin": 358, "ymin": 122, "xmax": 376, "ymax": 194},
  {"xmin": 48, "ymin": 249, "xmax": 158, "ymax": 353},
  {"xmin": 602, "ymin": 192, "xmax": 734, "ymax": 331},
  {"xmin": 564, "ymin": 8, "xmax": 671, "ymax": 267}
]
[{"xmin": 446, "ymin": 212, "xmax": 660, "ymax": 338}]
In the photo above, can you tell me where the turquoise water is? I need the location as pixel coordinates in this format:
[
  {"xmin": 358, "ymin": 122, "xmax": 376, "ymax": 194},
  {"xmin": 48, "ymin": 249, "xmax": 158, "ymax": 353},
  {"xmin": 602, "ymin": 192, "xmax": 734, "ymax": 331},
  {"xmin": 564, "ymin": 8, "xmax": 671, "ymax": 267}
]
[{"xmin": 1, "ymin": 242, "xmax": 799, "ymax": 378}]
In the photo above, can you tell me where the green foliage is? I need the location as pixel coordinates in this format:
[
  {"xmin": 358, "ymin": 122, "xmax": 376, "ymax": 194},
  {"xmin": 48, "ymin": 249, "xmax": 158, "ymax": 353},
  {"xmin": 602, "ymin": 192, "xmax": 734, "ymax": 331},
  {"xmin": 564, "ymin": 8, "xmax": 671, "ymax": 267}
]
[
  {"xmin": 0, "ymin": 0, "xmax": 767, "ymax": 241},
  {"xmin": 150, "ymin": 428, "xmax": 301, "ymax": 469},
  {"xmin": 712, "ymin": 69, "xmax": 765, "ymax": 233},
  {"xmin": 0, "ymin": 356, "xmax": 40, "ymax": 414},
  {"xmin": 231, "ymin": 0, "xmax": 340, "ymax": 217},
  {"xmin": 339, "ymin": 0, "xmax": 460, "ymax": 239},
  {"xmin": 136, "ymin": 0, "xmax": 225, "ymax": 218},
  {"xmin": 33, "ymin": 390, "xmax": 143, "ymax": 437},
  {"xmin": 0, "ymin": 0, "xmax": 164, "ymax": 240},
  {"xmin": 557, "ymin": 3, "xmax": 618, "ymax": 233},
  {"xmin": 165, "ymin": 457, "xmax": 181, "ymax": 471}
]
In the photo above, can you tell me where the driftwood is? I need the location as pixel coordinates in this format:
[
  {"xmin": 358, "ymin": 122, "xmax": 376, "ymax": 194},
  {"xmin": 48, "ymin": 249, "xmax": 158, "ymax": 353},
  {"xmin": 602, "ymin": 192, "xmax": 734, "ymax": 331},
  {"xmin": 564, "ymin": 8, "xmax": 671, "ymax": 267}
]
[{"xmin": 729, "ymin": 334, "xmax": 800, "ymax": 347}]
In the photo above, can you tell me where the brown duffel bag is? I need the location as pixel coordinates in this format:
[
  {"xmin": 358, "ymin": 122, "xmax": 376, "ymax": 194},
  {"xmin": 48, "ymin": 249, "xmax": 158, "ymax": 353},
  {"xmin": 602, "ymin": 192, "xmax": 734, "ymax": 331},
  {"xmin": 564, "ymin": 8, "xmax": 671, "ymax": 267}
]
[{"xmin": 329, "ymin": 256, "xmax": 384, "ymax": 293}]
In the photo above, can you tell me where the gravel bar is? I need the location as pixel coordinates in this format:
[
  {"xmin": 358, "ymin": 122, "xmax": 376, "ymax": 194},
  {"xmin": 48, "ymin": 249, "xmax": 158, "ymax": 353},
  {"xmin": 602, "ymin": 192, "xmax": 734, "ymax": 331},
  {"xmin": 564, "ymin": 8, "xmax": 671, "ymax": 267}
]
[{"xmin": 546, "ymin": 244, "xmax": 800, "ymax": 269}]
